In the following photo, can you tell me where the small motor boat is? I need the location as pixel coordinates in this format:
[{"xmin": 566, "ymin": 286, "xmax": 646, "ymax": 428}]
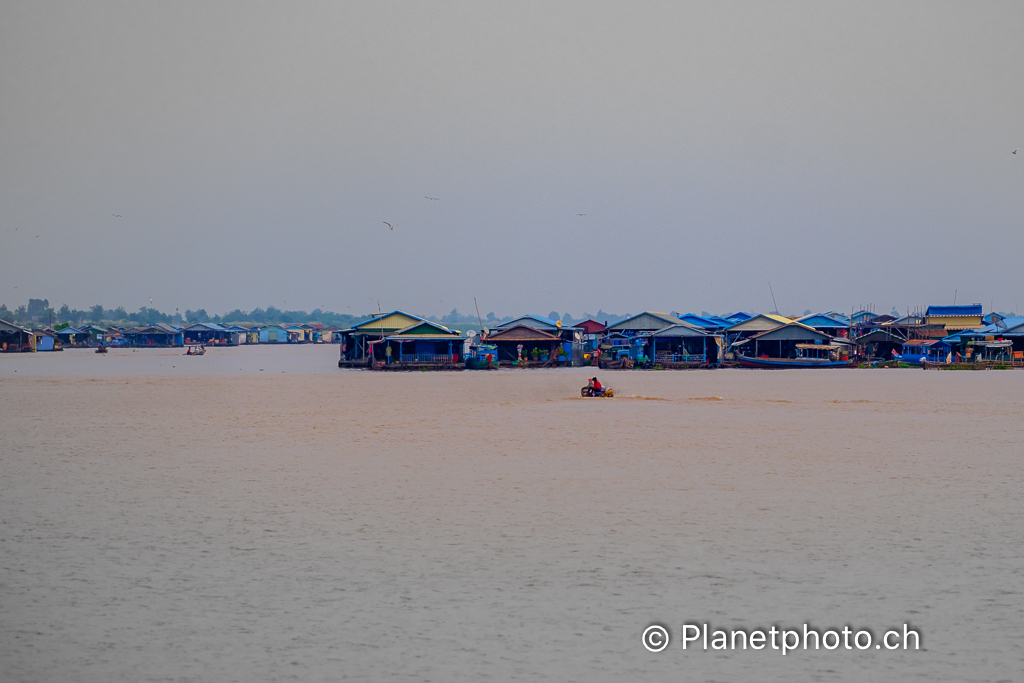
[
  {"xmin": 581, "ymin": 385, "xmax": 614, "ymax": 397},
  {"xmin": 95, "ymin": 345, "xmax": 108, "ymax": 354}
]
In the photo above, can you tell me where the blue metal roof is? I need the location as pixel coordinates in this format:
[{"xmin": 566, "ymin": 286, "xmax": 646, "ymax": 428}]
[
  {"xmin": 851, "ymin": 310, "xmax": 877, "ymax": 321},
  {"xmin": 724, "ymin": 312, "xmax": 753, "ymax": 322},
  {"xmin": 797, "ymin": 314, "xmax": 851, "ymax": 328},
  {"xmin": 677, "ymin": 314, "xmax": 725, "ymax": 329},
  {"xmin": 926, "ymin": 304, "xmax": 983, "ymax": 317},
  {"xmin": 957, "ymin": 317, "xmax": 1024, "ymax": 337},
  {"xmin": 997, "ymin": 317, "xmax": 1024, "ymax": 331}
]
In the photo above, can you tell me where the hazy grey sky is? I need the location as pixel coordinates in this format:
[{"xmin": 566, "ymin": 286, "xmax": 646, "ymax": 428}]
[{"xmin": 2, "ymin": 1, "xmax": 1022, "ymax": 318}]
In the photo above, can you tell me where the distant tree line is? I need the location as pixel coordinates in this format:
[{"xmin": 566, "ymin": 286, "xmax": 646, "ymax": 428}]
[
  {"xmin": 214, "ymin": 307, "xmax": 370, "ymax": 327},
  {"xmin": 0, "ymin": 298, "xmax": 372, "ymax": 328},
  {"xmin": 0, "ymin": 299, "xmax": 184, "ymax": 327},
  {"xmin": 8, "ymin": 299, "xmax": 1015, "ymax": 331},
  {"xmin": 1, "ymin": 298, "xmax": 643, "ymax": 329}
]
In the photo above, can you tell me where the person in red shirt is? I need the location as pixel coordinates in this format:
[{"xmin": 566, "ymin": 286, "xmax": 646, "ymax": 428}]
[{"xmin": 591, "ymin": 377, "xmax": 602, "ymax": 393}]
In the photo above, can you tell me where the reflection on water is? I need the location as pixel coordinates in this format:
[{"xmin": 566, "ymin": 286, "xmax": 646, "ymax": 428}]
[{"xmin": 2, "ymin": 351, "xmax": 1022, "ymax": 681}]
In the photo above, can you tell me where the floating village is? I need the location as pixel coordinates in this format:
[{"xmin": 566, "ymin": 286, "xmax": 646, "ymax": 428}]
[{"xmin": 2, "ymin": 303, "xmax": 1023, "ymax": 371}]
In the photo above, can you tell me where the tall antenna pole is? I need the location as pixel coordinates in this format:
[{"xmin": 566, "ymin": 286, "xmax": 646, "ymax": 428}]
[
  {"xmin": 474, "ymin": 297, "xmax": 484, "ymax": 334},
  {"xmin": 377, "ymin": 300, "xmax": 384, "ymax": 365},
  {"xmin": 768, "ymin": 281, "xmax": 779, "ymax": 315},
  {"xmin": 954, "ymin": 287, "xmax": 958, "ymax": 306}
]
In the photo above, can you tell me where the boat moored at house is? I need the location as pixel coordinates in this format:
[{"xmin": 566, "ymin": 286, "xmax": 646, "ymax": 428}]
[
  {"xmin": 733, "ymin": 322, "xmax": 853, "ymax": 368},
  {"xmin": 736, "ymin": 343, "xmax": 853, "ymax": 368},
  {"xmin": 893, "ymin": 339, "xmax": 952, "ymax": 365},
  {"xmin": 464, "ymin": 342, "xmax": 499, "ymax": 369}
]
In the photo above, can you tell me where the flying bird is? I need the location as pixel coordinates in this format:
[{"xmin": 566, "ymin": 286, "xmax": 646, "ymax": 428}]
[
  {"xmin": 577, "ymin": 213, "xmax": 586, "ymax": 216},
  {"xmin": 424, "ymin": 196, "xmax": 440, "ymax": 200},
  {"xmin": 1014, "ymin": 149, "xmax": 1018, "ymax": 154},
  {"xmin": 383, "ymin": 222, "xmax": 393, "ymax": 230},
  {"xmin": 113, "ymin": 214, "xmax": 121, "ymax": 217}
]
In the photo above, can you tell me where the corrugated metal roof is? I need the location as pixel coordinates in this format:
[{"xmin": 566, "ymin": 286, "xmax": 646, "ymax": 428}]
[
  {"xmin": 0, "ymin": 319, "xmax": 29, "ymax": 333},
  {"xmin": 677, "ymin": 314, "xmax": 725, "ymax": 329},
  {"xmin": 724, "ymin": 314, "xmax": 796, "ymax": 332},
  {"xmin": 747, "ymin": 323, "xmax": 831, "ymax": 342},
  {"xmin": 797, "ymin": 314, "xmax": 851, "ymax": 328},
  {"xmin": 992, "ymin": 316, "xmax": 1024, "ymax": 331},
  {"xmin": 607, "ymin": 312, "xmax": 685, "ymax": 331},
  {"xmin": 958, "ymin": 318, "xmax": 1024, "ymax": 337},
  {"xmin": 355, "ymin": 311, "xmax": 424, "ymax": 332},
  {"xmin": 126, "ymin": 323, "xmax": 180, "ymax": 334},
  {"xmin": 486, "ymin": 325, "xmax": 560, "ymax": 341},
  {"xmin": 902, "ymin": 339, "xmax": 947, "ymax": 347},
  {"xmin": 856, "ymin": 329, "xmax": 907, "ymax": 343},
  {"xmin": 917, "ymin": 326, "xmax": 951, "ymax": 338},
  {"xmin": 650, "ymin": 323, "xmax": 715, "ymax": 338},
  {"xmin": 576, "ymin": 319, "xmax": 606, "ymax": 333},
  {"xmin": 493, "ymin": 315, "xmax": 577, "ymax": 331},
  {"xmin": 390, "ymin": 321, "xmax": 465, "ymax": 339},
  {"xmin": 887, "ymin": 315, "xmax": 925, "ymax": 325},
  {"xmin": 926, "ymin": 305, "xmax": 983, "ymax": 317}
]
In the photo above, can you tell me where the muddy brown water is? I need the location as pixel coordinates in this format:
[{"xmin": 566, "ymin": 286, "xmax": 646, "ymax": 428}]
[{"xmin": 2, "ymin": 347, "xmax": 1022, "ymax": 681}]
